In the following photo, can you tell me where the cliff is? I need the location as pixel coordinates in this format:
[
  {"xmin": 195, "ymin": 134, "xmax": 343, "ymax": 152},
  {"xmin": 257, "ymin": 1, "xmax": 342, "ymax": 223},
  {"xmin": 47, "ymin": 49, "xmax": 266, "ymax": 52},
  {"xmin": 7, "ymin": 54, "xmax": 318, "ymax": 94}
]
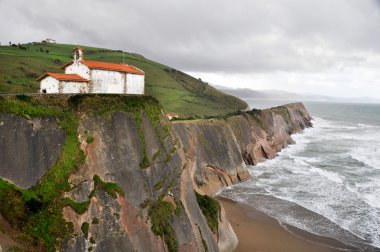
[
  {"xmin": 0, "ymin": 95, "xmax": 311, "ymax": 252},
  {"xmin": 173, "ymin": 103, "xmax": 312, "ymax": 194}
]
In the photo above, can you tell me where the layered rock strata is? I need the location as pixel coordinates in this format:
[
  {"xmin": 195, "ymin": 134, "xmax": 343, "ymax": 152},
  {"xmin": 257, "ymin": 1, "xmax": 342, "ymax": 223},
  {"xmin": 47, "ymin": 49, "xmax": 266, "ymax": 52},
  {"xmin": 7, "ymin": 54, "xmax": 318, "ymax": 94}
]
[{"xmin": 0, "ymin": 95, "xmax": 311, "ymax": 252}]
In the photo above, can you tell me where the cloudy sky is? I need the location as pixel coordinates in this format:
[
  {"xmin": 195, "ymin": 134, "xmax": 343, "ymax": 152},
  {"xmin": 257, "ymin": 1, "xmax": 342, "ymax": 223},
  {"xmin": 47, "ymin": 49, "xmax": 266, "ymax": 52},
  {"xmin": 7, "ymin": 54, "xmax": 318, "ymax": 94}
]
[{"xmin": 1, "ymin": 0, "xmax": 380, "ymax": 99}]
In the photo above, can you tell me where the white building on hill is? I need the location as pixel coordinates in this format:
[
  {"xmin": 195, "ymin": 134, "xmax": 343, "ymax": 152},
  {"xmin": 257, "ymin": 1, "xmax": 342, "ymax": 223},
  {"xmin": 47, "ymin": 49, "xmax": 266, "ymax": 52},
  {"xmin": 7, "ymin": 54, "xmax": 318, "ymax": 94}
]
[
  {"xmin": 42, "ymin": 38, "xmax": 56, "ymax": 44},
  {"xmin": 37, "ymin": 47, "xmax": 145, "ymax": 94}
]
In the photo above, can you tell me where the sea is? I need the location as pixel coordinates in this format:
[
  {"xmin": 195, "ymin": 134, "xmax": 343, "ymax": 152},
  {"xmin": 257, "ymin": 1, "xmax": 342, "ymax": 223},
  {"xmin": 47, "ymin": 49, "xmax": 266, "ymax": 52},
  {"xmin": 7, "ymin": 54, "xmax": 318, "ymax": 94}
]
[{"xmin": 217, "ymin": 99, "xmax": 380, "ymax": 251}]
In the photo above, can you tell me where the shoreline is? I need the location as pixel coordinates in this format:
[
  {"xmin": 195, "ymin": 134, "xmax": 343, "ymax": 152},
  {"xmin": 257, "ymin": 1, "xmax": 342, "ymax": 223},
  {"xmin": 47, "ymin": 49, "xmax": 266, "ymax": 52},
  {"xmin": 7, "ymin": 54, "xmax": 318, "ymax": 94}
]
[{"xmin": 217, "ymin": 197, "xmax": 358, "ymax": 252}]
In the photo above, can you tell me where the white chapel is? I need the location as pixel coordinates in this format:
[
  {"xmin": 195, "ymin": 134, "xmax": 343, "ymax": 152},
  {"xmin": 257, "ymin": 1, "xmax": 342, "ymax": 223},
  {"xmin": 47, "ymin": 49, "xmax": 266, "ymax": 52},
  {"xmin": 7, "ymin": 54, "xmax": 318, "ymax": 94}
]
[{"xmin": 37, "ymin": 48, "xmax": 145, "ymax": 94}]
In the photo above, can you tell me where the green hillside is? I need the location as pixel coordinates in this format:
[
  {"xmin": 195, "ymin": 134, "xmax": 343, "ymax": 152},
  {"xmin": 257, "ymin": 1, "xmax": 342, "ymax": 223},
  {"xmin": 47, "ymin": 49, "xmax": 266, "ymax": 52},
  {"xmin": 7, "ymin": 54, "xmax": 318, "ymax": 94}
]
[{"xmin": 0, "ymin": 43, "xmax": 247, "ymax": 116}]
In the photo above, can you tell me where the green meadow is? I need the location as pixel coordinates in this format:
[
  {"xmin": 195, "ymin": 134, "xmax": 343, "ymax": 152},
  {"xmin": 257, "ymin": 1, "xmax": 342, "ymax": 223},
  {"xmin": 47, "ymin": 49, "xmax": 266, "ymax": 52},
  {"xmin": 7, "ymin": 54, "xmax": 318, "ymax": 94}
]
[{"xmin": 0, "ymin": 43, "xmax": 247, "ymax": 116}]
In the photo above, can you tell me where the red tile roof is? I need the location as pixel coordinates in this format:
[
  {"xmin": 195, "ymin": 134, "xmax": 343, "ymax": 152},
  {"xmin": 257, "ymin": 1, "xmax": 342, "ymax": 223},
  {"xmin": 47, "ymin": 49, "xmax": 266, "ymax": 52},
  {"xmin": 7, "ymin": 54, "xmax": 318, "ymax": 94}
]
[
  {"xmin": 36, "ymin": 72, "xmax": 89, "ymax": 82},
  {"xmin": 61, "ymin": 60, "xmax": 144, "ymax": 75},
  {"xmin": 81, "ymin": 60, "xmax": 144, "ymax": 75}
]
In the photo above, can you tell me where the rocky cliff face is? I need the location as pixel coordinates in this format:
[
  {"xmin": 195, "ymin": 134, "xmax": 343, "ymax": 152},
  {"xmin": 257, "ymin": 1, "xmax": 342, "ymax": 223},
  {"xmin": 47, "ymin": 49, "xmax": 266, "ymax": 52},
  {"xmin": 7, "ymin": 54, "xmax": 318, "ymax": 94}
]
[
  {"xmin": 0, "ymin": 95, "xmax": 311, "ymax": 252},
  {"xmin": 174, "ymin": 103, "xmax": 312, "ymax": 194},
  {"xmin": 0, "ymin": 114, "xmax": 66, "ymax": 189},
  {"xmin": 62, "ymin": 109, "xmax": 219, "ymax": 252}
]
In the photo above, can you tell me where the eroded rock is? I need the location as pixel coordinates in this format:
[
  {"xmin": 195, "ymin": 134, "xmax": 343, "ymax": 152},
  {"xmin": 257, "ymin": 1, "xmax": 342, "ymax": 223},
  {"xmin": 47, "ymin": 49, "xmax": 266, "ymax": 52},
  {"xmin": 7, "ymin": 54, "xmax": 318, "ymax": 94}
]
[{"xmin": 0, "ymin": 114, "xmax": 65, "ymax": 188}]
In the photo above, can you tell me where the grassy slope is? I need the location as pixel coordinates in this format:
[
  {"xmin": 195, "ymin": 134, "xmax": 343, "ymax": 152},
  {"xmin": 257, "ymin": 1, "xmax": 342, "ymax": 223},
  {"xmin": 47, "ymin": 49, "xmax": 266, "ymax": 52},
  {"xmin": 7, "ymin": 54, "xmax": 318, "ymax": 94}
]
[{"xmin": 0, "ymin": 43, "xmax": 247, "ymax": 116}]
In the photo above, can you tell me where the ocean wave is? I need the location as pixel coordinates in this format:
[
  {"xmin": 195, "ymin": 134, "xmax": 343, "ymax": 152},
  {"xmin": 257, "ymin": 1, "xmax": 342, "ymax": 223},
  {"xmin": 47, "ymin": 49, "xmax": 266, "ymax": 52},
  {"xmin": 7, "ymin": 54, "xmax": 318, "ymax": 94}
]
[
  {"xmin": 349, "ymin": 147, "xmax": 380, "ymax": 170},
  {"xmin": 230, "ymin": 108, "xmax": 380, "ymax": 248},
  {"xmin": 362, "ymin": 193, "xmax": 380, "ymax": 209},
  {"xmin": 346, "ymin": 181, "xmax": 380, "ymax": 209},
  {"xmin": 314, "ymin": 119, "xmax": 358, "ymax": 130},
  {"xmin": 224, "ymin": 191, "xmax": 379, "ymax": 249},
  {"xmin": 309, "ymin": 167, "xmax": 344, "ymax": 183},
  {"xmin": 291, "ymin": 156, "xmax": 322, "ymax": 165}
]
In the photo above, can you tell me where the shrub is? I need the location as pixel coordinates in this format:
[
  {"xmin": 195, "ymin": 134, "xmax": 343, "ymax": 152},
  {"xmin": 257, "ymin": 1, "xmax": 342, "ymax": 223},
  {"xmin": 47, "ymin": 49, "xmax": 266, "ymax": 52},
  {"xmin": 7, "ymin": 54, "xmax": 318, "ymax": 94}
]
[
  {"xmin": 148, "ymin": 200, "xmax": 178, "ymax": 252},
  {"xmin": 81, "ymin": 222, "xmax": 90, "ymax": 239},
  {"xmin": 91, "ymin": 217, "xmax": 99, "ymax": 225},
  {"xmin": 86, "ymin": 136, "xmax": 95, "ymax": 144},
  {"xmin": 63, "ymin": 198, "xmax": 90, "ymax": 215},
  {"xmin": 90, "ymin": 175, "xmax": 124, "ymax": 198},
  {"xmin": 195, "ymin": 191, "xmax": 220, "ymax": 233}
]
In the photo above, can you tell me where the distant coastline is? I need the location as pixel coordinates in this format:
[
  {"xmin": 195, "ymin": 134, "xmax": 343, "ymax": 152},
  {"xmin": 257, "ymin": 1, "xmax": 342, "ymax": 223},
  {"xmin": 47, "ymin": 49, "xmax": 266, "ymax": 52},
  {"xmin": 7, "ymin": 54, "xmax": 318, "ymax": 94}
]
[{"xmin": 213, "ymin": 85, "xmax": 380, "ymax": 104}]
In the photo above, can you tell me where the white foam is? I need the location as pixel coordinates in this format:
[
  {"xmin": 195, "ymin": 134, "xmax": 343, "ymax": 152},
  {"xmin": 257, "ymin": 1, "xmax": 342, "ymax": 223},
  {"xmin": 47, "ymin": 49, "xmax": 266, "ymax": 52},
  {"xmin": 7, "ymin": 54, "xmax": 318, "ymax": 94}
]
[
  {"xmin": 358, "ymin": 123, "xmax": 376, "ymax": 128},
  {"xmin": 302, "ymin": 156, "xmax": 322, "ymax": 163},
  {"xmin": 362, "ymin": 193, "xmax": 380, "ymax": 209},
  {"xmin": 231, "ymin": 112, "xmax": 380, "ymax": 248},
  {"xmin": 348, "ymin": 181, "xmax": 380, "ymax": 209},
  {"xmin": 310, "ymin": 167, "xmax": 344, "ymax": 184},
  {"xmin": 349, "ymin": 147, "xmax": 380, "ymax": 169},
  {"xmin": 345, "ymin": 183, "xmax": 357, "ymax": 194}
]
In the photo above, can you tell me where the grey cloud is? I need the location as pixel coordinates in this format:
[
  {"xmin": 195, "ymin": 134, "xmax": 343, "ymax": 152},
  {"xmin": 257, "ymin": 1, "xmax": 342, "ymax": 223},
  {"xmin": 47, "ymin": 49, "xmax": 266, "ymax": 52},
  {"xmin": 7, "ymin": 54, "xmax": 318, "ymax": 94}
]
[{"xmin": 1, "ymin": 0, "xmax": 380, "ymax": 74}]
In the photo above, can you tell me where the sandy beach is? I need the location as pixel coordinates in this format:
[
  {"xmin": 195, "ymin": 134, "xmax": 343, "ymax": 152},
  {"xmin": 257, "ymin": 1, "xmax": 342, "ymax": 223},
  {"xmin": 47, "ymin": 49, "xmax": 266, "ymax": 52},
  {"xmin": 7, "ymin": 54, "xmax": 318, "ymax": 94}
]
[{"xmin": 218, "ymin": 197, "xmax": 357, "ymax": 252}]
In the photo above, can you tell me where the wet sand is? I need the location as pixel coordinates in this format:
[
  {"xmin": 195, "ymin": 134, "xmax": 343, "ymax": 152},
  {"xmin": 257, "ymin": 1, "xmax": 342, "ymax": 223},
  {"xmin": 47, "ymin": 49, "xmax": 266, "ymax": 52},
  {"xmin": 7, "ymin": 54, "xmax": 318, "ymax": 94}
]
[{"xmin": 218, "ymin": 197, "xmax": 357, "ymax": 252}]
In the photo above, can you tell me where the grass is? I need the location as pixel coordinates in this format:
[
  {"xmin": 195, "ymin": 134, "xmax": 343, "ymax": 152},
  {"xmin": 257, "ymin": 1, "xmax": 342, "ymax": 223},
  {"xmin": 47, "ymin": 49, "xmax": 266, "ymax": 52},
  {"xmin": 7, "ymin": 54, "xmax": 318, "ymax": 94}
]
[
  {"xmin": 154, "ymin": 179, "xmax": 165, "ymax": 191},
  {"xmin": 0, "ymin": 179, "xmax": 27, "ymax": 227},
  {"xmin": 0, "ymin": 43, "xmax": 247, "ymax": 117},
  {"xmin": 271, "ymin": 106, "xmax": 292, "ymax": 126},
  {"xmin": 147, "ymin": 200, "xmax": 178, "ymax": 252},
  {"xmin": 90, "ymin": 175, "xmax": 124, "ymax": 198},
  {"xmin": 195, "ymin": 191, "xmax": 220, "ymax": 234},
  {"xmin": 63, "ymin": 198, "xmax": 91, "ymax": 215},
  {"xmin": 81, "ymin": 222, "xmax": 90, "ymax": 239},
  {"xmin": 0, "ymin": 95, "xmax": 84, "ymax": 250}
]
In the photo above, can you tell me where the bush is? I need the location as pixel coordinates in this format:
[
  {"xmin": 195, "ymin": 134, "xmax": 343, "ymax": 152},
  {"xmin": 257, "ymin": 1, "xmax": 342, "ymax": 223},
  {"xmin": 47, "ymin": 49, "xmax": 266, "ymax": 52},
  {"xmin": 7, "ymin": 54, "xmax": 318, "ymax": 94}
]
[
  {"xmin": 195, "ymin": 191, "xmax": 220, "ymax": 233},
  {"xmin": 86, "ymin": 136, "xmax": 95, "ymax": 144},
  {"xmin": 90, "ymin": 175, "xmax": 124, "ymax": 198},
  {"xmin": 81, "ymin": 222, "xmax": 90, "ymax": 239},
  {"xmin": 16, "ymin": 94, "xmax": 31, "ymax": 102},
  {"xmin": 92, "ymin": 217, "xmax": 99, "ymax": 225},
  {"xmin": 63, "ymin": 198, "xmax": 90, "ymax": 215},
  {"xmin": 148, "ymin": 200, "xmax": 178, "ymax": 252}
]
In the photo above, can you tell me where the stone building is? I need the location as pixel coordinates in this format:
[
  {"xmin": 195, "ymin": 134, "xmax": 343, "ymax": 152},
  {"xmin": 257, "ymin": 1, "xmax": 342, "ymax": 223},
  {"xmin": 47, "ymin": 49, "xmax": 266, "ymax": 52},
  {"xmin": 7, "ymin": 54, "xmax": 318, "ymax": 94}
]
[{"xmin": 37, "ymin": 47, "xmax": 145, "ymax": 94}]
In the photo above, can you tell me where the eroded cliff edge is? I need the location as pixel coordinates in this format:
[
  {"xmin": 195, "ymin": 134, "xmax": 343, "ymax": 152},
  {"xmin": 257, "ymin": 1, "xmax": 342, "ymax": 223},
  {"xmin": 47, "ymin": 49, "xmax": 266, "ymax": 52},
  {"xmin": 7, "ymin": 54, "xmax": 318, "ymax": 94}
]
[
  {"xmin": 174, "ymin": 103, "xmax": 312, "ymax": 195},
  {"xmin": 0, "ymin": 95, "xmax": 311, "ymax": 252}
]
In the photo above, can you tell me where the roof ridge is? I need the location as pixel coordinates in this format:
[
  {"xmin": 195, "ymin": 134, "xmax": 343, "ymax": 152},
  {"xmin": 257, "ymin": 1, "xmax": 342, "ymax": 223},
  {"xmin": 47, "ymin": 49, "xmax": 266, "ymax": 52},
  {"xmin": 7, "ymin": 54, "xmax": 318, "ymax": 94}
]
[
  {"xmin": 36, "ymin": 72, "xmax": 89, "ymax": 82},
  {"xmin": 60, "ymin": 59, "xmax": 144, "ymax": 75}
]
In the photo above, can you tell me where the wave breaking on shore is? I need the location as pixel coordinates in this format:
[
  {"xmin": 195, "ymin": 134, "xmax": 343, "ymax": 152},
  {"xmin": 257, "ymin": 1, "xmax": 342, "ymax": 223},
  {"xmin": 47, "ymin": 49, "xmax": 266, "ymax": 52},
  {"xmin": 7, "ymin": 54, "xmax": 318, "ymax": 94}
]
[{"xmin": 217, "ymin": 115, "xmax": 380, "ymax": 250}]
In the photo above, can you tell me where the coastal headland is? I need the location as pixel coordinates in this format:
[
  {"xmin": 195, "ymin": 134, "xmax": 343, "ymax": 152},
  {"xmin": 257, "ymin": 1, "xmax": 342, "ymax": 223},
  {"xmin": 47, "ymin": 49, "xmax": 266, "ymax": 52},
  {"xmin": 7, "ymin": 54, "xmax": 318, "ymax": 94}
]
[{"xmin": 0, "ymin": 94, "xmax": 313, "ymax": 251}]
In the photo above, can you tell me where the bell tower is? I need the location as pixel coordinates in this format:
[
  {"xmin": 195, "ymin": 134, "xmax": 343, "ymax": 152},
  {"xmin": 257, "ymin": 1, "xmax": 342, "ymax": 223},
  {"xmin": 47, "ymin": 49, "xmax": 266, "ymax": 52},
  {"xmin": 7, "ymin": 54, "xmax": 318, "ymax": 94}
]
[{"xmin": 73, "ymin": 47, "xmax": 84, "ymax": 61}]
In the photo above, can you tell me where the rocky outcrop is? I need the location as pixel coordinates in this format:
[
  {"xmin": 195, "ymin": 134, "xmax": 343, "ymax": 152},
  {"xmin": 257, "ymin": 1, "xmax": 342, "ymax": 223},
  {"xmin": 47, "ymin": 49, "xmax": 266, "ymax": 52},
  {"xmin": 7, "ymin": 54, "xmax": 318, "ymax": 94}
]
[
  {"xmin": 0, "ymin": 114, "xmax": 66, "ymax": 188},
  {"xmin": 62, "ymin": 110, "xmax": 219, "ymax": 252},
  {"xmin": 217, "ymin": 205, "xmax": 239, "ymax": 252},
  {"xmin": 174, "ymin": 103, "xmax": 312, "ymax": 194},
  {"xmin": 0, "ymin": 95, "xmax": 223, "ymax": 252},
  {"xmin": 0, "ymin": 95, "xmax": 311, "ymax": 252}
]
